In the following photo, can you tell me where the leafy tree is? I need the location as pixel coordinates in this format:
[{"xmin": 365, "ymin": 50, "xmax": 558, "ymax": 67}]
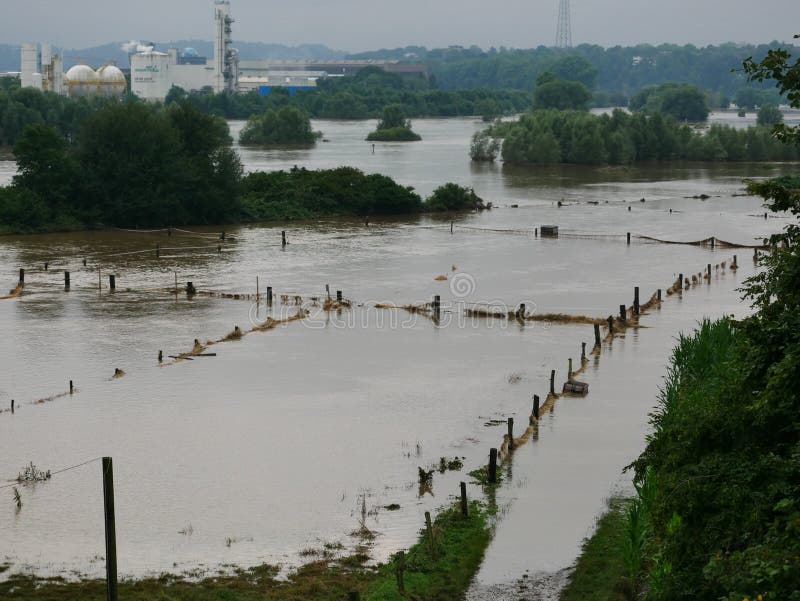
[
  {"xmin": 549, "ymin": 55, "xmax": 598, "ymax": 89},
  {"xmin": 12, "ymin": 124, "xmax": 78, "ymax": 212},
  {"xmin": 367, "ymin": 104, "xmax": 422, "ymax": 141},
  {"xmin": 534, "ymin": 79, "xmax": 592, "ymax": 111},
  {"xmin": 629, "ymin": 83, "xmax": 710, "ymax": 121},
  {"xmin": 756, "ymin": 103, "xmax": 784, "ymax": 126},
  {"xmin": 469, "ymin": 130, "xmax": 501, "ymax": 161},
  {"xmin": 424, "ymin": 183, "xmax": 486, "ymax": 211},
  {"xmin": 239, "ymin": 106, "xmax": 321, "ymax": 145},
  {"xmin": 376, "ymin": 104, "xmax": 410, "ymax": 130}
]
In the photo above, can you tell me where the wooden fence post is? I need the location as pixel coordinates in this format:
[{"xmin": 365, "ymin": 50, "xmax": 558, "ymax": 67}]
[
  {"xmin": 568, "ymin": 358, "xmax": 573, "ymax": 380},
  {"xmin": 425, "ymin": 511, "xmax": 436, "ymax": 558},
  {"xmin": 633, "ymin": 287, "xmax": 640, "ymax": 315},
  {"xmin": 581, "ymin": 341, "xmax": 587, "ymax": 360},
  {"xmin": 533, "ymin": 394, "xmax": 540, "ymax": 418},
  {"xmin": 396, "ymin": 551, "xmax": 405, "ymax": 593},
  {"xmin": 109, "ymin": 275, "xmax": 115, "ymax": 291},
  {"xmin": 267, "ymin": 286, "xmax": 273, "ymax": 305},
  {"xmin": 488, "ymin": 448, "xmax": 498, "ymax": 484},
  {"xmin": 507, "ymin": 417, "xmax": 514, "ymax": 450},
  {"xmin": 619, "ymin": 304, "xmax": 626, "ymax": 324},
  {"xmin": 550, "ymin": 369, "xmax": 555, "ymax": 395},
  {"xmin": 18, "ymin": 268, "xmax": 24, "ymax": 285},
  {"xmin": 282, "ymin": 231, "xmax": 287, "ymax": 247},
  {"xmin": 607, "ymin": 315, "xmax": 614, "ymax": 335},
  {"xmin": 627, "ymin": 232, "xmax": 631, "ymax": 245},
  {"xmin": 594, "ymin": 323, "xmax": 601, "ymax": 347},
  {"xmin": 65, "ymin": 271, "xmax": 70, "ymax": 291},
  {"xmin": 460, "ymin": 482, "xmax": 468, "ymax": 517},
  {"xmin": 102, "ymin": 457, "xmax": 118, "ymax": 601}
]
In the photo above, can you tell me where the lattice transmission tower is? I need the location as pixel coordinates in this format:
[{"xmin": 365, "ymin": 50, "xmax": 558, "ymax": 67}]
[{"xmin": 556, "ymin": 0, "xmax": 572, "ymax": 48}]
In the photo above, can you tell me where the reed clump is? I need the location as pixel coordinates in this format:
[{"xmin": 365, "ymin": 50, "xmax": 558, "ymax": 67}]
[
  {"xmin": 525, "ymin": 313, "xmax": 605, "ymax": 325},
  {"xmin": 0, "ymin": 283, "xmax": 23, "ymax": 300},
  {"xmin": 224, "ymin": 326, "xmax": 244, "ymax": 341}
]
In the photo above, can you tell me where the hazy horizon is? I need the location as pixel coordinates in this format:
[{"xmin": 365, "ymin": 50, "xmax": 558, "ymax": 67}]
[{"xmin": 1, "ymin": 1, "xmax": 798, "ymax": 52}]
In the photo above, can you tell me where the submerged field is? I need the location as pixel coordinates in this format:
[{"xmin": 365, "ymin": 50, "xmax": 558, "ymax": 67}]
[{"xmin": 0, "ymin": 117, "xmax": 782, "ymax": 597}]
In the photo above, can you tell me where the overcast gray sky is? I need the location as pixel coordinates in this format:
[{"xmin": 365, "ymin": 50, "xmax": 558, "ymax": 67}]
[{"xmin": 1, "ymin": 0, "xmax": 798, "ymax": 50}]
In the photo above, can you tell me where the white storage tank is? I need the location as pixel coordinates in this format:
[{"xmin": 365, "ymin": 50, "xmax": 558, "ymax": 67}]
[
  {"xmin": 64, "ymin": 64, "xmax": 99, "ymax": 97},
  {"xmin": 130, "ymin": 51, "xmax": 171, "ymax": 101},
  {"xmin": 97, "ymin": 65, "xmax": 127, "ymax": 97}
]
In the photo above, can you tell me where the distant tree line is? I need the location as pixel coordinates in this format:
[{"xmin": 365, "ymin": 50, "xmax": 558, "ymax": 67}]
[
  {"xmin": 351, "ymin": 42, "xmax": 794, "ymax": 107},
  {"xmin": 166, "ymin": 67, "xmax": 533, "ymax": 121},
  {"xmin": 486, "ymin": 109, "xmax": 800, "ymax": 165}
]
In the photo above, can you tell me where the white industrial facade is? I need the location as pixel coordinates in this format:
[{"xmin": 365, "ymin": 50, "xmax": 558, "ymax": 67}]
[{"xmin": 130, "ymin": 0, "xmax": 239, "ymax": 101}]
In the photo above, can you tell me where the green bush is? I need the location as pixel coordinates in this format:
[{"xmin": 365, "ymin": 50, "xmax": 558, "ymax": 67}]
[
  {"xmin": 239, "ymin": 106, "xmax": 321, "ymax": 145},
  {"xmin": 424, "ymin": 183, "xmax": 486, "ymax": 212}
]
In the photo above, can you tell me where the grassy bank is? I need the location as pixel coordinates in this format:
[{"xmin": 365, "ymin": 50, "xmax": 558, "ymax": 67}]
[
  {"xmin": 559, "ymin": 498, "xmax": 631, "ymax": 601},
  {"xmin": 0, "ymin": 501, "xmax": 492, "ymax": 600}
]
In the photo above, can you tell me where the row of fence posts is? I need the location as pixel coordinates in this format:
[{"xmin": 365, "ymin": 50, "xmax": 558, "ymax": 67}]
[{"xmin": 32, "ymin": 276, "xmax": 726, "ymax": 600}]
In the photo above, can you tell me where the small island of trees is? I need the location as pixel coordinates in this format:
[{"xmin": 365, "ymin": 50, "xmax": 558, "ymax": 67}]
[
  {"xmin": 366, "ymin": 105, "xmax": 422, "ymax": 142},
  {"xmin": 239, "ymin": 106, "xmax": 322, "ymax": 146}
]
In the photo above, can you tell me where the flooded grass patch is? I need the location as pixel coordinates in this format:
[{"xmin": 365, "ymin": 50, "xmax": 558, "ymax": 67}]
[
  {"xmin": 0, "ymin": 502, "xmax": 492, "ymax": 601},
  {"xmin": 559, "ymin": 497, "xmax": 631, "ymax": 601}
]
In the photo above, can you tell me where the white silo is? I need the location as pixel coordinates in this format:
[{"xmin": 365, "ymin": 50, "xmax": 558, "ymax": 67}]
[
  {"xmin": 20, "ymin": 43, "xmax": 40, "ymax": 89},
  {"xmin": 130, "ymin": 51, "xmax": 171, "ymax": 101}
]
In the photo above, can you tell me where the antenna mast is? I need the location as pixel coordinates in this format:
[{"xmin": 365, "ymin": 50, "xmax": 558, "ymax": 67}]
[{"xmin": 556, "ymin": 0, "xmax": 572, "ymax": 48}]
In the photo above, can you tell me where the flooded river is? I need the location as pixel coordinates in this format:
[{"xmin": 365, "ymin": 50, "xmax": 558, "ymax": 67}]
[{"xmin": 0, "ymin": 117, "xmax": 788, "ymax": 588}]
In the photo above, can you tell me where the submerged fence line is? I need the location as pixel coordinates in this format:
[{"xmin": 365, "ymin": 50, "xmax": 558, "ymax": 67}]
[{"xmin": 479, "ymin": 253, "xmax": 741, "ymax": 483}]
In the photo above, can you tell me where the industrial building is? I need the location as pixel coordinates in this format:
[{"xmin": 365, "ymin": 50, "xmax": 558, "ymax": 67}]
[
  {"xmin": 16, "ymin": 0, "xmax": 427, "ymax": 102},
  {"xmin": 129, "ymin": 0, "xmax": 239, "ymax": 100}
]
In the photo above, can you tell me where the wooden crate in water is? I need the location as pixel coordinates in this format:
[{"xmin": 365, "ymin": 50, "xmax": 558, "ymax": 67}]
[{"xmin": 562, "ymin": 380, "xmax": 589, "ymax": 395}]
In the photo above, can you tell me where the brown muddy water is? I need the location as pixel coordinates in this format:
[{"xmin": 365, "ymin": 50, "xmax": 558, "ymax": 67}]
[{"xmin": 0, "ymin": 117, "xmax": 790, "ymax": 590}]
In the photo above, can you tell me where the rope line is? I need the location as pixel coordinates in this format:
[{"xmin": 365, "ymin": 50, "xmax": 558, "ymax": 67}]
[{"xmin": 0, "ymin": 457, "xmax": 102, "ymax": 489}]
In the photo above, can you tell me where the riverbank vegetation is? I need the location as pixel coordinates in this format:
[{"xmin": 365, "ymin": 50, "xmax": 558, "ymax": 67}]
[
  {"xmin": 0, "ymin": 100, "xmax": 489, "ymax": 233},
  {"xmin": 481, "ymin": 109, "xmax": 800, "ymax": 164},
  {"xmin": 365, "ymin": 105, "xmax": 421, "ymax": 141},
  {"xmin": 0, "ymin": 500, "xmax": 492, "ymax": 601},
  {"xmin": 560, "ymin": 44, "xmax": 800, "ymax": 601},
  {"xmin": 239, "ymin": 106, "xmax": 322, "ymax": 146}
]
